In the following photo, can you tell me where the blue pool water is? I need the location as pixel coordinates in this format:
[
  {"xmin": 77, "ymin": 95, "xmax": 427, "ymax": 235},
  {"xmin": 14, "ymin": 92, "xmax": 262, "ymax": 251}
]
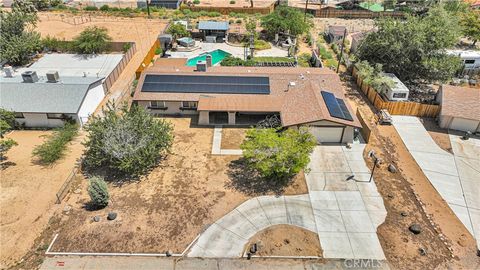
[{"xmin": 186, "ymin": 50, "xmax": 231, "ymax": 66}]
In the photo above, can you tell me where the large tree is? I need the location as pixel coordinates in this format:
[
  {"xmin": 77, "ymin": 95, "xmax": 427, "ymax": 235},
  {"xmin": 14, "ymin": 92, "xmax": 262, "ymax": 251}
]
[
  {"xmin": 261, "ymin": 5, "xmax": 312, "ymax": 38},
  {"xmin": 461, "ymin": 9, "xmax": 480, "ymax": 46},
  {"xmin": 73, "ymin": 26, "xmax": 112, "ymax": 54},
  {"xmin": 83, "ymin": 103, "xmax": 174, "ymax": 176},
  {"xmin": 356, "ymin": 5, "xmax": 462, "ymax": 83},
  {"xmin": 241, "ymin": 127, "xmax": 316, "ymax": 181},
  {"xmin": 0, "ymin": 0, "xmax": 41, "ymax": 66},
  {"xmin": 166, "ymin": 23, "xmax": 190, "ymax": 41}
]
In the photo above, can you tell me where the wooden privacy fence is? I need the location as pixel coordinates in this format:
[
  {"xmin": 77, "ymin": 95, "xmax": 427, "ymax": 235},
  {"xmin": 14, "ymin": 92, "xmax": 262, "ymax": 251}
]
[
  {"xmin": 182, "ymin": 4, "xmax": 275, "ymax": 15},
  {"xmin": 352, "ymin": 68, "xmax": 441, "ymax": 118},
  {"xmin": 136, "ymin": 39, "xmax": 160, "ymax": 79},
  {"xmin": 102, "ymin": 42, "xmax": 137, "ymax": 93},
  {"xmin": 314, "ymin": 8, "xmax": 405, "ymax": 19},
  {"xmin": 55, "ymin": 159, "xmax": 83, "ymax": 204}
]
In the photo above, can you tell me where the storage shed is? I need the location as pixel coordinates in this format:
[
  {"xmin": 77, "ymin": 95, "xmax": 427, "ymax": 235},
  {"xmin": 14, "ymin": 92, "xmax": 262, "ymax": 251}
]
[
  {"xmin": 436, "ymin": 85, "xmax": 480, "ymax": 133},
  {"xmin": 198, "ymin": 21, "xmax": 229, "ymax": 43}
]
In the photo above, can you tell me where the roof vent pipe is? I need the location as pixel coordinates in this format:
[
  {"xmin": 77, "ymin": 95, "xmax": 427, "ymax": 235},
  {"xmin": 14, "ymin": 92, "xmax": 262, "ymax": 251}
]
[{"xmin": 286, "ymin": 81, "xmax": 296, "ymax": 92}]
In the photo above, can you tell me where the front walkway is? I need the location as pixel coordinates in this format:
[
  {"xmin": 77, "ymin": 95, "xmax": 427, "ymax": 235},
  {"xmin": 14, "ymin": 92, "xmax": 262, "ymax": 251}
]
[
  {"xmin": 190, "ymin": 142, "xmax": 387, "ymax": 260},
  {"xmin": 392, "ymin": 116, "xmax": 479, "ymax": 248},
  {"xmin": 211, "ymin": 126, "xmax": 243, "ymax": 155}
]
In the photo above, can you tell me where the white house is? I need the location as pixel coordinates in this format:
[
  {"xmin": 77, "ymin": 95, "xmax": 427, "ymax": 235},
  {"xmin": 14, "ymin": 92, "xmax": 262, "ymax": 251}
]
[{"xmin": 0, "ymin": 71, "xmax": 104, "ymax": 128}]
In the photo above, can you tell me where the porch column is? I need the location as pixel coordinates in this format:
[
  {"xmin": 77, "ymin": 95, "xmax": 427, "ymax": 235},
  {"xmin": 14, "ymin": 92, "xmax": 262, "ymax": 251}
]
[
  {"xmin": 199, "ymin": 111, "xmax": 210, "ymax": 125},
  {"xmin": 228, "ymin": 112, "xmax": 236, "ymax": 125}
]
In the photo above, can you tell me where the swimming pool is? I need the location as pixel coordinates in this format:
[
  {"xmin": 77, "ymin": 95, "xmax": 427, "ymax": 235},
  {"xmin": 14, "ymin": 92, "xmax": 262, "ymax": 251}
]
[{"xmin": 186, "ymin": 49, "xmax": 231, "ymax": 67}]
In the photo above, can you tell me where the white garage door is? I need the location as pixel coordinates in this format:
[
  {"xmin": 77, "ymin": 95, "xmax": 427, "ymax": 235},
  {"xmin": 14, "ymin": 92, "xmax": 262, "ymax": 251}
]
[
  {"xmin": 310, "ymin": 127, "xmax": 344, "ymax": 143},
  {"xmin": 450, "ymin": 117, "xmax": 479, "ymax": 132}
]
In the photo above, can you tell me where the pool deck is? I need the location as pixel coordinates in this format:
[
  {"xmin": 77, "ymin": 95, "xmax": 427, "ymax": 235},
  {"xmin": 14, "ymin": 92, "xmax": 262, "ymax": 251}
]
[{"xmin": 167, "ymin": 42, "xmax": 288, "ymax": 63}]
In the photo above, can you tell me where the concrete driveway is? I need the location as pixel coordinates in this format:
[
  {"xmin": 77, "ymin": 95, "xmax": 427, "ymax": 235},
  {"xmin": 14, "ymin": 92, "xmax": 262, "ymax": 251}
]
[
  {"xmin": 189, "ymin": 142, "xmax": 386, "ymax": 260},
  {"xmin": 392, "ymin": 116, "xmax": 479, "ymax": 248}
]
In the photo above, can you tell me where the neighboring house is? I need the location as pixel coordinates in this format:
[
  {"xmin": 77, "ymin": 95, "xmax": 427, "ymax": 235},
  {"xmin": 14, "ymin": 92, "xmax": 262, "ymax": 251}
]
[
  {"xmin": 133, "ymin": 65, "xmax": 361, "ymax": 143},
  {"xmin": 326, "ymin": 25, "xmax": 347, "ymax": 44},
  {"xmin": 436, "ymin": 85, "xmax": 480, "ymax": 133},
  {"xmin": 197, "ymin": 21, "xmax": 229, "ymax": 43},
  {"xmin": 379, "ymin": 73, "xmax": 410, "ymax": 102},
  {"xmin": 0, "ymin": 71, "xmax": 105, "ymax": 128}
]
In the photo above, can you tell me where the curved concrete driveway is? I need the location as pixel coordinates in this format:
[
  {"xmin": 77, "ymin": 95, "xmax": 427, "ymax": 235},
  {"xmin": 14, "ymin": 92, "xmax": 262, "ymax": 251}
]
[{"xmin": 188, "ymin": 194, "xmax": 316, "ymax": 257}]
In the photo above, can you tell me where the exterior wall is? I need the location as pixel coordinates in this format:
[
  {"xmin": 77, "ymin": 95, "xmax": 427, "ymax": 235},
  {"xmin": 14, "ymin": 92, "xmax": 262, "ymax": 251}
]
[
  {"xmin": 137, "ymin": 101, "xmax": 199, "ymax": 115},
  {"xmin": 298, "ymin": 120, "xmax": 355, "ymax": 143},
  {"xmin": 438, "ymin": 115, "xmax": 451, "ymax": 129},
  {"xmin": 439, "ymin": 115, "xmax": 480, "ymax": 133},
  {"xmin": 15, "ymin": 113, "xmax": 76, "ymax": 128},
  {"xmin": 77, "ymin": 84, "xmax": 106, "ymax": 126}
]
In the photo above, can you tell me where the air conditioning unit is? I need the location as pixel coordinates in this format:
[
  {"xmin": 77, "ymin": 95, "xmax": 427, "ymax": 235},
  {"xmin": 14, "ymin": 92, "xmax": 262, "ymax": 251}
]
[
  {"xmin": 46, "ymin": 71, "xmax": 60, "ymax": 83},
  {"xmin": 196, "ymin": 61, "xmax": 207, "ymax": 72},
  {"xmin": 21, "ymin": 71, "xmax": 39, "ymax": 83}
]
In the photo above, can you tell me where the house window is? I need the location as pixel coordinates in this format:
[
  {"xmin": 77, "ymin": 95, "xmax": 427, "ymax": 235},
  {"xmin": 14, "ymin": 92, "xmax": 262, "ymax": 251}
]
[
  {"xmin": 14, "ymin": 112, "xmax": 24, "ymax": 118},
  {"xmin": 150, "ymin": 101, "xmax": 166, "ymax": 109},
  {"xmin": 393, "ymin": 92, "xmax": 407, "ymax": 98},
  {"xmin": 464, "ymin": 59, "xmax": 475, "ymax": 64},
  {"xmin": 182, "ymin": 101, "xmax": 197, "ymax": 108},
  {"xmin": 47, "ymin": 113, "xmax": 64, "ymax": 119}
]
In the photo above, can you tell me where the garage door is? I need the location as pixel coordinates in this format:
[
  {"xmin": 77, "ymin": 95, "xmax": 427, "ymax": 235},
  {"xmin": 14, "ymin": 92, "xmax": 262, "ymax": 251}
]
[
  {"xmin": 310, "ymin": 127, "xmax": 344, "ymax": 143},
  {"xmin": 450, "ymin": 117, "xmax": 479, "ymax": 132}
]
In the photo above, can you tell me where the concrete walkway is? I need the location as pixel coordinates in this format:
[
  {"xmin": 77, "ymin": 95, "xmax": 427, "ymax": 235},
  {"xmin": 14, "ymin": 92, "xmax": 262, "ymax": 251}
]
[
  {"xmin": 191, "ymin": 142, "xmax": 386, "ymax": 260},
  {"xmin": 211, "ymin": 126, "xmax": 243, "ymax": 155},
  {"xmin": 392, "ymin": 116, "xmax": 479, "ymax": 248}
]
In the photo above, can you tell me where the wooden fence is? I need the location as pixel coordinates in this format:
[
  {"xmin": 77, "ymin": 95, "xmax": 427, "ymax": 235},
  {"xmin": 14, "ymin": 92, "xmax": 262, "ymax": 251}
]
[
  {"xmin": 352, "ymin": 68, "xmax": 441, "ymax": 118},
  {"xmin": 182, "ymin": 3, "xmax": 275, "ymax": 15},
  {"xmin": 102, "ymin": 42, "xmax": 137, "ymax": 93},
  {"xmin": 356, "ymin": 109, "xmax": 371, "ymax": 142},
  {"xmin": 135, "ymin": 39, "xmax": 160, "ymax": 79},
  {"xmin": 314, "ymin": 8, "xmax": 405, "ymax": 19}
]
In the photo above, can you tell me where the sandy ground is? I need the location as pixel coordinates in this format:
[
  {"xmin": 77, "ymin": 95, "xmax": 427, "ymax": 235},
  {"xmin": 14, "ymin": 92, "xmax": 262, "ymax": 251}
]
[
  {"xmin": 245, "ymin": 225, "xmax": 323, "ymax": 257},
  {"xmin": 0, "ymin": 131, "xmax": 84, "ymax": 269},
  {"xmin": 49, "ymin": 117, "xmax": 307, "ymax": 254},
  {"xmin": 221, "ymin": 127, "xmax": 247, "ymax": 149},
  {"xmin": 195, "ymin": 0, "xmax": 276, "ymax": 8},
  {"xmin": 420, "ymin": 118, "xmax": 453, "ymax": 154},
  {"xmin": 342, "ymin": 74, "xmax": 480, "ymax": 269},
  {"xmin": 314, "ymin": 18, "xmax": 375, "ymax": 34}
]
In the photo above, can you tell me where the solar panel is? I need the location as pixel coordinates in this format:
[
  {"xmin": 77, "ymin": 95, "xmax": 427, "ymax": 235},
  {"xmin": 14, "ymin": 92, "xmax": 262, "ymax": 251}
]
[
  {"xmin": 321, "ymin": 91, "xmax": 353, "ymax": 122},
  {"xmin": 141, "ymin": 74, "xmax": 270, "ymax": 94}
]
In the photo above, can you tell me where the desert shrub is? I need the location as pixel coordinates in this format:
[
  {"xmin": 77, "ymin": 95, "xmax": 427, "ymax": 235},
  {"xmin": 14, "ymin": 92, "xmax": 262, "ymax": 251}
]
[
  {"xmin": 325, "ymin": 58, "xmax": 338, "ymax": 68},
  {"xmin": 73, "ymin": 26, "xmax": 112, "ymax": 54},
  {"xmin": 235, "ymin": 19, "xmax": 242, "ymax": 24},
  {"xmin": 241, "ymin": 127, "xmax": 316, "ymax": 181},
  {"xmin": 193, "ymin": 0, "xmax": 200, "ymax": 4},
  {"xmin": 88, "ymin": 176, "xmax": 109, "ymax": 208},
  {"xmin": 154, "ymin": 47, "xmax": 162, "ymax": 55},
  {"xmin": 207, "ymin": 11, "xmax": 221, "ymax": 17},
  {"xmin": 83, "ymin": 103, "xmax": 174, "ymax": 176},
  {"xmin": 122, "ymin": 42, "xmax": 131, "ymax": 53},
  {"xmin": 230, "ymin": 0, "xmax": 235, "ymax": 4},
  {"xmin": 32, "ymin": 122, "xmax": 79, "ymax": 164},
  {"xmin": 83, "ymin": 5, "xmax": 98, "ymax": 11},
  {"xmin": 100, "ymin": 4, "xmax": 109, "ymax": 11},
  {"xmin": 253, "ymin": 39, "xmax": 271, "ymax": 50},
  {"xmin": 297, "ymin": 53, "xmax": 312, "ymax": 67},
  {"xmin": 318, "ymin": 46, "xmax": 332, "ymax": 60},
  {"xmin": 331, "ymin": 43, "xmax": 339, "ymax": 54}
]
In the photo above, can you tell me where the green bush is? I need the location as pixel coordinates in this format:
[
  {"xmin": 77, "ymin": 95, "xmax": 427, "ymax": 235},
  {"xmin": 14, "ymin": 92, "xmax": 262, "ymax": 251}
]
[
  {"xmin": 331, "ymin": 43, "xmax": 339, "ymax": 54},
  {"xmin": 100, "ymin": 4, "xmax": 109, "ymax": 11},
  {"xmin": 122, "ymin": 43, "xmax": 131, "ymax": 53},
  {"xmin": 297, "ymin": 53, "xmax": 312, "ymax": 67},
  {"xmin": 253, "ymin": 39, "xmax": 271, "ymax": 50},
  {"xmin": 84, "ymin": 6, "xmax": 98, "ymax": 11},
  {"xmin": 154, "ymin": 47, "xmax": 162, "ymax": 55},
  {"xmin": 220, "ymin": 56, "xmax": 254, "ymax": 66},
  {"xmin": 193, "ymin": 0, "xmax": 200, "ymax": 4},
  {"xmin": 325, "ymin": 58, "xmax": 338, "ymax": 68},
  {"xmin": 88, "ymin": 176, "xmax": 109, "ymax": 208},
  {"xmin": 33, "ymin": 122, "xmax": 79, "ymax": 164},
  {"xmin": 73, "ymin": 26, "xmax": 112, "ymax": 54},
  {"xmin": 230, "ymin": 0, "xmax": 235, "ymax": 4},
  {"xmin": 318, "ymin": 46, "xmax": 333, "ymax": 60},
  {"xmin": 207, "ymin": 11, "xmax": 221, "ymax": 17},
  {"xmin": 235, "ymin": 19, "xmax": 242, "ymax": 24}
]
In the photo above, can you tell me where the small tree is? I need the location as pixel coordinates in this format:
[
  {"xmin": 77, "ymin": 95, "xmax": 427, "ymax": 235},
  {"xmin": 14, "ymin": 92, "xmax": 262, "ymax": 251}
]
[
  {"xmin": 166, "ymin": 23, "xmax": 190, "ymax": 41},
  {"xmin": 0, "ymin": 109, "xmax": 18, "ymax": 161},
  {"xmin": 241, "ymin": 127, "xmax": 316, "ymax": 181},
  {"xmin": 83, "ymin": 102, "xmax": 174, "ymax": 176},
  {"xmin": 261, "ymin": 6, "xmax": 312, "ymax": 38},
  {"xmin": 461, "ymin": 9, "xmax": 480, "ymax": 46},
  {"xmin": 88, "ymin": 176, "xmax": 109, "ymax": 208},
  {"xmin": 73, "ymin": 26, "xmax": 112, "ymax": 54}
]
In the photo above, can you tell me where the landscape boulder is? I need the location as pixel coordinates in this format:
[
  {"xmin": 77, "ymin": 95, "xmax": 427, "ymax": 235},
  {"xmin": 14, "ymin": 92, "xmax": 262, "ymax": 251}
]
[
  {"xmin": 93, "ymin": 215, "xmax": 101, "ymax": 222},
  {"xmin": 409, "ymin": 224, "xmax": 422, "ymax": 234},
  {"xmin": 107, "ymin": 212, "xmax": 117, "ymax": 220},
  {"xmin": 388, "ymin": 164, "xmax": 397, "ymax": 173}
]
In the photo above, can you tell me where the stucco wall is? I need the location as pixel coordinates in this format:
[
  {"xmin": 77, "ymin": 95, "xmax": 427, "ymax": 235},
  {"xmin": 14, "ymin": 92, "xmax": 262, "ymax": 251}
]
[
  {"xmin": 77, "ymin": 84, "xmax": 106, "ymax": 125},
  {"xmin": 15, "ymin": 113, "xmax": 76, "ymax": 128},
  {"xmin": 137, "ymin": 101, "xmax": 199, "ymax": 115}
]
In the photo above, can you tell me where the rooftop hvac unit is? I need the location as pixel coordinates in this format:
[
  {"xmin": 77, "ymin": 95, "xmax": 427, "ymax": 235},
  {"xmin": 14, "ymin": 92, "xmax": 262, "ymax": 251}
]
[
  {"xmin": 3, "ymin": 66, "xmax": 13, "ymax": 77},
  {"xmin": 21, "ymin": 71, "xmax": 39, "ymax": 83},
  {"xmin": 46, "ymin": 71, "xmax": 60, "ymax": 83},
  {"xmin": 196, "ymin": 61, "xmax": 207, "ymax": 72}
]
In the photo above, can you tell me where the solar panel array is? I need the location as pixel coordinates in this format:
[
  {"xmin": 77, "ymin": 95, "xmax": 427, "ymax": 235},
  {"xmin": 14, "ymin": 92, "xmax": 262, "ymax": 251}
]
[
  {"xmin": 141, "ymin": 74, "xmax": 270, "ymax": 94},
  {"xmin": 321, "ymin": 91, "xmax": 354, "ymax": 121}
]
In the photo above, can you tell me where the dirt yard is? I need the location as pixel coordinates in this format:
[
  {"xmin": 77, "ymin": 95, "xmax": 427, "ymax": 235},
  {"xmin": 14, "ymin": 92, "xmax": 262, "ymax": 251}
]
[
  {"xmin": 49, "ymin": 117, "xmax": 307, "ymax": 254},
  {"xmin": 341, "ymin": 74, "xmax": 480, "ymax": 269},
  {"xmin": 245, "ymin": 225, "xmax": 323, "ymax": 257},
  {"xmin": 195, "ymin": 0, "xmax": 276, "ymax": 8},
  {"xmin": 0, "ymin": 131, "xmax": 84, "ymax": 269},
  {"xmin": 221, "ymin": 127, "xmax": 247, "ymax": 149},
  {"xmin": 420, "ymin": 118, "xmax": 453, "ymax": 154}
]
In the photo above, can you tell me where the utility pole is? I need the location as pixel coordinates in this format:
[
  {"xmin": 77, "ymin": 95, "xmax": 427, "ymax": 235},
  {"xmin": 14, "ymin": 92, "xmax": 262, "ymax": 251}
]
[
  {"xmin": 304, "ymin": 0, "xmax": 309, "ymax": 22},
  {"xmin": 336, "ymin": 28, "xmax": 347, "ymax": 73},
  {"xmin": 146, "ymin": 0, "xmax": 151, "ymax": 17}
]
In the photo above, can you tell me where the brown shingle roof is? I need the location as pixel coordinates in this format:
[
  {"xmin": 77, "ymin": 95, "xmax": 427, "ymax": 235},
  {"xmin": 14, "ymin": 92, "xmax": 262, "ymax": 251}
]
[
  {"xmin": 133, "ymin": 66, "xmax": 361, "ymax": 127},
  {"xmin": 440, "ymin": 85, "xmax": 480, "ymax": 121}
]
